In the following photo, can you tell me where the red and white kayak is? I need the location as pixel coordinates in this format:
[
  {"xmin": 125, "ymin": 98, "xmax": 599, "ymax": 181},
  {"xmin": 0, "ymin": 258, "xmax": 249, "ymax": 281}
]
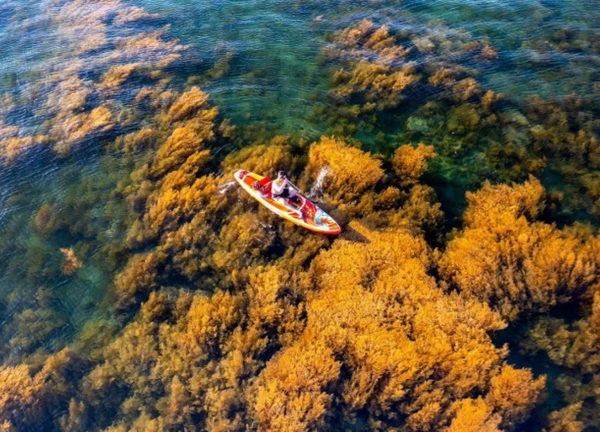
[{"xmin": 234, "ymin": 169, "xmax": 342, "ymax": 235}]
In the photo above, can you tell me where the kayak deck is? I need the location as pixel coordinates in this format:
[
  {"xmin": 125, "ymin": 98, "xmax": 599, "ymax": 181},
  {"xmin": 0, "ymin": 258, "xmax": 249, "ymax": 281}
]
[{"xmin": 234, "ymin": 169, "xmax": 342, "ymax": 235}]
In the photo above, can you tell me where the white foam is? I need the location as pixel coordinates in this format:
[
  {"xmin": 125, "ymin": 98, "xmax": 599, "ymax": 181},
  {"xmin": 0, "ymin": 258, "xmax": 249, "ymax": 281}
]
[
  {"xmin": 308, "ymin": 166, "xmax": 330, "ymax": 198},
  {"xmin": 218, "ymin": 180, "xmax": 236, "ymax": 195}
]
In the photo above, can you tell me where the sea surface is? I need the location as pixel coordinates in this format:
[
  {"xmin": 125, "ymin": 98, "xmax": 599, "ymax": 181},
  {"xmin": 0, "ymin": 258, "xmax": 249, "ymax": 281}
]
[{"xmin": 0, "ymin": 0, "xmax": 598, "ymax": 430}]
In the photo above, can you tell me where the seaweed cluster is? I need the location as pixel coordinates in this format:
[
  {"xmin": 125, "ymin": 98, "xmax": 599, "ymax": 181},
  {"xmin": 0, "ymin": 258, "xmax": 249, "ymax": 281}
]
[
  {"xmin": 0, "ymin": 0, "xmax": 187, "ymax": 163},
  {"xmin": 4, "ymin": 106, "xmax": 600, "ymax": 429},
  {"xmin": 0, "ymin": 1, "xmax": 599, "ymax": 431},
  {"xmin": 522, "ymin": 288, "xmax": 600, "ymax": 429},
  {"xmin": 319, "ymin": 19, "xmax": 600, "ymax": 222},
  {"xmin": 319, "ymin": 19, "xmax": 501, "ymax": 150}
]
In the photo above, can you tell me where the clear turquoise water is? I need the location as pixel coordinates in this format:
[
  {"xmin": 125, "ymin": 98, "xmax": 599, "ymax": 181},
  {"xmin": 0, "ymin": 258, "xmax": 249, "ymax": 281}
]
[{"xmin": 0, "ymin": 0, "xmax": 598, "ymax": 429}]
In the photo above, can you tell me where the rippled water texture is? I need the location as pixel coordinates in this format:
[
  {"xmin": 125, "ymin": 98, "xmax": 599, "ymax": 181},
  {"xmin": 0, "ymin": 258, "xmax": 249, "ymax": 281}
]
[{"xmin": 0, "ymin": 0, "xmax": 598, "ymax": 430}]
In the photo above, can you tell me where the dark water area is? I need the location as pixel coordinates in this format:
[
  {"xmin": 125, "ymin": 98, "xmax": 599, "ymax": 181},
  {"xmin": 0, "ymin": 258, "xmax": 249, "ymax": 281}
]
[{"xmin": 0, "ymin": 0, "xmax": 599, "ymax": 430}]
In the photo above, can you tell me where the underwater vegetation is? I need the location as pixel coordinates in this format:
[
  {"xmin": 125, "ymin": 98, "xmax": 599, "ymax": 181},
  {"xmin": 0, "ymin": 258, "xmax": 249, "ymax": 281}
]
[
  {"xmin": 319, "ymin": 19, "xmax": 500, "ymax": 142},
  {"xmin": 2, "ymin": 84, "xmax": 599, "ymax": 429},
  {"xmin": 440, "ymin": 177, "xmax": 600, "ymax": 322},
  {"xmin": 0, "ymin": 128, "xmax": 554, "ymax": 431},
  {"xmin": 0, "ymin": 0, "xmax": 599, "ymax": 431},
  {"xmin": 522, "ymin": 290, "xmax": 600, "ymax": 429},
  {"xmin": 0, "ymin": 0, "xmax": 187, "ymax": 163},
  {"xmin": 318, "ymin": 18, "xmax": 600, "ymax": 222}
]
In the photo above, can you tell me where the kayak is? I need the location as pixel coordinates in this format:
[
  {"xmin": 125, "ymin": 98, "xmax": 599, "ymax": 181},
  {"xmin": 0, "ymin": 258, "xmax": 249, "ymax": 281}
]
[{"xmin": 234, "ymin": 169, "xmax": 342, "ymax": 235}]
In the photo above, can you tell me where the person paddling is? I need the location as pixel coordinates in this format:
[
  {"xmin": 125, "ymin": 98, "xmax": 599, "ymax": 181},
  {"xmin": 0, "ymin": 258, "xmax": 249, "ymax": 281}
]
[
  {"xmin": 254, "ymin": 170, "xmax": 302, "ymax": 210},
  {"xmin": 236, "ymin": 168, "xmax": 342, "ymax": 234},
  {"xmin": 272, "ymin": 170, "xmax": 298, "ymax": 200}
]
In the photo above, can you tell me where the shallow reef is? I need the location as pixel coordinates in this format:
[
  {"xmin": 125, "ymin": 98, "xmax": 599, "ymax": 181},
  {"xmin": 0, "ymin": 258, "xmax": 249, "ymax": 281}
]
[
  {"xmin": 318, "ymin": 19, "xmax": 600, "ymax": 223},
  {"xmin": 0, "ymin": 0, "xmax": 188, "ymax": 164},
  {"xmin": 2, "ymin": 85, "xmax": 598, "ymax": 429},
  {"xmin": 0, "ymin": 0, "xmax": 599, "ymax": 431}
]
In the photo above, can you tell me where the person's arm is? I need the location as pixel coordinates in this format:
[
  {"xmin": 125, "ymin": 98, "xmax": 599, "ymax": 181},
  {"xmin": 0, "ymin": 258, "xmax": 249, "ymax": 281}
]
[{"xmin": 286, "ymin": 179, "xmax": 298, "ymax": 193}]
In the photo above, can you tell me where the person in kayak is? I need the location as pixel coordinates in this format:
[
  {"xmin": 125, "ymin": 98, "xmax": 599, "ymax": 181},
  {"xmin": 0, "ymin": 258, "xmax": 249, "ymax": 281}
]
[
  {"xmin": 255, "ymin": 170, "xmax": 302, "ymax": 210},
  {"xmin": 272, "ymin": 170, "xmax": 297, "ymax": 200}
]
